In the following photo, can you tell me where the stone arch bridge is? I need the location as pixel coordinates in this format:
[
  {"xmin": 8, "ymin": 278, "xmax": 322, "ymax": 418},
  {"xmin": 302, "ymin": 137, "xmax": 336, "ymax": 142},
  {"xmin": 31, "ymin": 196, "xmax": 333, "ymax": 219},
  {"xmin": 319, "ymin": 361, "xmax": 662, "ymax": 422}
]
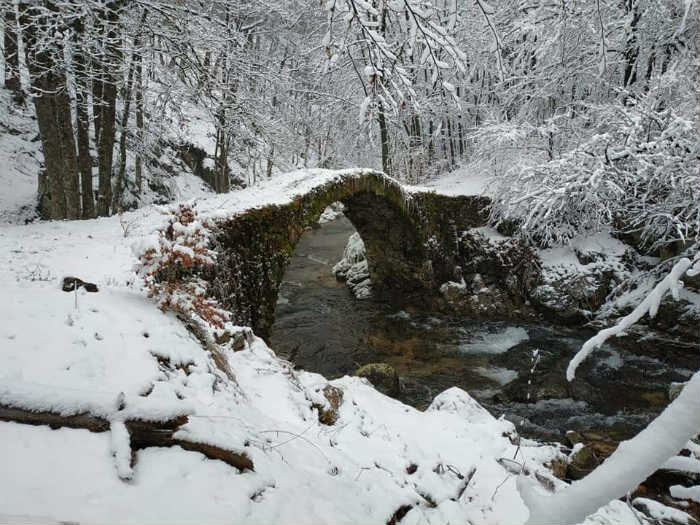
[{"xmin": 205, "ymin": 169, "xmax": 513, "ymax": 339}]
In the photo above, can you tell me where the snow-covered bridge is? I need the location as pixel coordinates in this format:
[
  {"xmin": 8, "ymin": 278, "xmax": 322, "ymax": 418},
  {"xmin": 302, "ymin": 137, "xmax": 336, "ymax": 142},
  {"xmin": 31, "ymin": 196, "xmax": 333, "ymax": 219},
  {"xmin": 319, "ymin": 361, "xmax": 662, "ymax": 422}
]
[{"xmin": 201, "ymin": 168, "xmax": 491, "ymax": 338}]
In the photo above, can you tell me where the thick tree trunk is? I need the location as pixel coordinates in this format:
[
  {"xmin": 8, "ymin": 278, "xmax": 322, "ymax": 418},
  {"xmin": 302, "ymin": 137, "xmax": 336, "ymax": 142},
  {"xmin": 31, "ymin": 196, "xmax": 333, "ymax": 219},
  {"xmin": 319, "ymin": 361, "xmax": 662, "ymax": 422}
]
[
  {"xmin": 22, "ymin": 6, "xmax": 62, "ymax": 218},
  {"xmin": 55, "ymin": 76, "xmax": 81, "ymax": 219},
  {"xmin": 23, "ymin": 4, "xmax": 80, "ymax": 220},
  {"xmin": 3, "ymin": 5, "xmax": 21, "ymax": 93}
]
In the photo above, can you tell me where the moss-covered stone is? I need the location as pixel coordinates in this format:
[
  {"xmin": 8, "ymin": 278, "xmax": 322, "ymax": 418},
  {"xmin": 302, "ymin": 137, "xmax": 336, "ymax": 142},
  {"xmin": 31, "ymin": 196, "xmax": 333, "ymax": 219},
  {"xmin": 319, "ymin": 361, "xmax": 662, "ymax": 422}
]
[
  {"xmin": 567, "ymin": 445, "xmax": 600, "ymax": 480},
  {"xmin": 355, "ymin": 362, "xmax": 401, "ymax": 397}
]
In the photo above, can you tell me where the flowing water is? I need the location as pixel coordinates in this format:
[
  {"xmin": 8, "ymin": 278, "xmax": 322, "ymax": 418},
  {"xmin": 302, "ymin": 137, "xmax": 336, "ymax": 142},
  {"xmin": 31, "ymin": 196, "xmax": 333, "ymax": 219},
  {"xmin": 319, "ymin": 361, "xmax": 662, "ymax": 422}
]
[{"xmin": 269, "ymin": 215, "xmax": 699, "ymax": 444}]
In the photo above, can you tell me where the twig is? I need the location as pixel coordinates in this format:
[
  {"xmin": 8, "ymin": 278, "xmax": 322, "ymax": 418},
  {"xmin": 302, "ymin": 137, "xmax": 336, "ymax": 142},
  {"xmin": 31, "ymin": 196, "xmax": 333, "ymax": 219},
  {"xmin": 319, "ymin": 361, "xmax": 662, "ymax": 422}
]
[
  {"xmin": 258, "ymin": 426, "xmax": 331, "ymax": 463},
  {"xmin": 491, "ymin": 474, "xmax": 512, "ymax": 501}
]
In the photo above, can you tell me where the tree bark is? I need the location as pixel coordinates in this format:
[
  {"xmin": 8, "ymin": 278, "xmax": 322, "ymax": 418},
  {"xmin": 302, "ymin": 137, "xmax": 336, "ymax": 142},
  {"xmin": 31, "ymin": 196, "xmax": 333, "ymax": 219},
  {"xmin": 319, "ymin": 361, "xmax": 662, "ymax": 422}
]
[
  {"xmin": 214, "ymin": 108, "xmax": 230, "ymax": 193},
  {"xmin": 55, "ymin": 72, "xmax": 81, "ymax": 219},
  {"xmin": 22, "ymin": 4, "xmax": 80, "ymax": 220}
]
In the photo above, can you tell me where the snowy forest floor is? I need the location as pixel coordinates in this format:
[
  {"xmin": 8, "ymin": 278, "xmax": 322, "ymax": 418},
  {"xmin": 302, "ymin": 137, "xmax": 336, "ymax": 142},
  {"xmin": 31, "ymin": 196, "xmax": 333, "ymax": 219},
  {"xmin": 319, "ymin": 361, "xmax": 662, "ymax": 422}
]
[{"xmin": 0, "ymin": 167, "xmax": 653, "ymax": 524}]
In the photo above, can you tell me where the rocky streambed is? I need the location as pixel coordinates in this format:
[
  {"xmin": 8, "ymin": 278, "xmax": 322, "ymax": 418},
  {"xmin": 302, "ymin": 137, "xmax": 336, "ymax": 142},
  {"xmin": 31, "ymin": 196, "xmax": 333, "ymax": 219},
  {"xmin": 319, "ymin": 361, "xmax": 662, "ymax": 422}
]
[{"xmin": 269, "ymin": 213, "xmax": 700, "ymax": 519}]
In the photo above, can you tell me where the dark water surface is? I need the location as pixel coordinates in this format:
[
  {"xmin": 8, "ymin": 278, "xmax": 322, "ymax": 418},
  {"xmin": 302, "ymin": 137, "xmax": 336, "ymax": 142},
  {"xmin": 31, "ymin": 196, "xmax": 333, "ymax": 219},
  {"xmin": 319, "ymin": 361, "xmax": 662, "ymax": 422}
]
[{"xmin": 269, "ymin": 216, "xmax": 698, "ymax": 443}]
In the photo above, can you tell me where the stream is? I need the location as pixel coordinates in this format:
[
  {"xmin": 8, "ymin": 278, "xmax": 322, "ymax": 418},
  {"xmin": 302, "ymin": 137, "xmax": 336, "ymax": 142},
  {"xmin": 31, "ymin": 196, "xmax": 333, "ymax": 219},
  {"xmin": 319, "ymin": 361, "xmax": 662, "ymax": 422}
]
[{"xmin": 269, "ymin": 215, "xmax": 699, "ymax": 445}]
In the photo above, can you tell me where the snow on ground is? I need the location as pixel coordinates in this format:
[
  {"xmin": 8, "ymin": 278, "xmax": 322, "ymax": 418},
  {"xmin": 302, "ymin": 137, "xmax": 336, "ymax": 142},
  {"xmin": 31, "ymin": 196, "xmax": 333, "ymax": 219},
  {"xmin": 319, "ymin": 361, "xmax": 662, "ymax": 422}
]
[
  {"xmin": 632, "ymin": 497, "xmax": 697, "ymax": 525},
  {"xmin": 406, "ymin": 166, "xmax": 492, "ymax": 197},
  {"xmin": 537, "ymin": 230, "xmax": 630, "ymax": 272},
  {"xmin": 0, "ymin": 170, "xmax": 644, "ymax": 524}
]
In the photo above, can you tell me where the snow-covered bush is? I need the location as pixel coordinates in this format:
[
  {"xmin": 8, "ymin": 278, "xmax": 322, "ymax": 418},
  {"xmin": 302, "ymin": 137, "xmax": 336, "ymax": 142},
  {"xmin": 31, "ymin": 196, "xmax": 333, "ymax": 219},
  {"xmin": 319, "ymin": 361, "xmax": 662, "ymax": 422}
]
[
  {"xmin": 518, "ymin": 252, "xmax": 700, "ymax": 524},
  {"xmin": 134, "ymin": 203, "xmax": 227, "ymax": 329}
]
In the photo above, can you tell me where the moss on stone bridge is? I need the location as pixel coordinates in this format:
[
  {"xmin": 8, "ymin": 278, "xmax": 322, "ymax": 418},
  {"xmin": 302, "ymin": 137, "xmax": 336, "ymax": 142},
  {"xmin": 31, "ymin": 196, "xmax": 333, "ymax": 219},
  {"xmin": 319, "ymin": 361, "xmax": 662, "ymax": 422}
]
[{"xmin": 205, "ymin": 170, "xmax": 490, "ymax": 339}]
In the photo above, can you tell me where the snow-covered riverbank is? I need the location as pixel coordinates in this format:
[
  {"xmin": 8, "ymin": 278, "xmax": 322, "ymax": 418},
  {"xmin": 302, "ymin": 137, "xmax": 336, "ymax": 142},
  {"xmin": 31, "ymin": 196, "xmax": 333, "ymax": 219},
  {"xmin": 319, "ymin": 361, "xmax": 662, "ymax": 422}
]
[{"xmin": 0, "ymin": 184, "xmax": 646, "ymax": 524}]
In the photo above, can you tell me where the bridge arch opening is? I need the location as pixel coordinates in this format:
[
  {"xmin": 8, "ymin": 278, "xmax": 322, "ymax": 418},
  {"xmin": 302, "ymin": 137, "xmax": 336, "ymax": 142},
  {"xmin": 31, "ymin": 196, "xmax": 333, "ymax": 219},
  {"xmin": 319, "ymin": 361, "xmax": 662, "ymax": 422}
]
[{"xmin": 267, "ymin": 209, "xmax": 373, "ymax": 377}]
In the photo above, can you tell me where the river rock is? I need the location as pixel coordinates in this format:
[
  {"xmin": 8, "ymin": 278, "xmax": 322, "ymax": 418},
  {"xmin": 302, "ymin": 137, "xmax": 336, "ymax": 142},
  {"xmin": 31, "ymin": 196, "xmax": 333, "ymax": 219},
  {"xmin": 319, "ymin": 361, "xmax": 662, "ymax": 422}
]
[
  {"xmin": 645, "ymin": 294, "xmax": 700, "ymax": 340},
  {"xmin": 565, "ymin": 430, "xmax": 584, "ymax": 447},
  {"xmin": 530, "ymin": 272, "xmax": 615, "ymax": 324},
  {"xmin": 530, "ymin": 234, "xmax": 638, "ymax": 324},
  {"xmin": 355, "ymin": 363, "xmax": 401, "ymax": 397},
  {"xmin": 333, "ymin": 232, "xmax": 371, "ymax": 298},
  {"xmin": 668, "ymin": 381, "xmax": 686, "ymax": 401},
  {"xmin": 442, "ymin": 230, "xmax": 540, "ymax": 318},
  {"xmin": 566, "ymin": 444, "xmax": 600, "ymax": 480}
]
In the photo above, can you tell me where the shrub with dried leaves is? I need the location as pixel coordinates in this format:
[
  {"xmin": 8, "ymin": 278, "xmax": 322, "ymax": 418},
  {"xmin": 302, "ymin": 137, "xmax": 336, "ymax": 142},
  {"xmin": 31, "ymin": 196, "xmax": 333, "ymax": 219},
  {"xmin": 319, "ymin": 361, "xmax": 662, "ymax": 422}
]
[{"xmin": 134, "ymin": 203, "xmax": 227, "ymax": 329}]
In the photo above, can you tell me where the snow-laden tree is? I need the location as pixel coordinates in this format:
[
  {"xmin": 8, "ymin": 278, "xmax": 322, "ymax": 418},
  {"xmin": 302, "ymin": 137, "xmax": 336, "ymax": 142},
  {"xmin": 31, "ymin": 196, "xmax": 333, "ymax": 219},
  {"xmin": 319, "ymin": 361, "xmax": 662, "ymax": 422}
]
[
  {"xmin": 6, "ymin": 0, "xmax": 697, "ymax": 225},
  {"xmin": 477, "ymin": 0, "xmax": 698, "ymax": 254},
  {"xmin": 323, "ymin": 0, "xmax": 467, "ymax": 179},
  {"xmin": 488, "ymin": 66, "xmax": 699, "ymax": 250}
]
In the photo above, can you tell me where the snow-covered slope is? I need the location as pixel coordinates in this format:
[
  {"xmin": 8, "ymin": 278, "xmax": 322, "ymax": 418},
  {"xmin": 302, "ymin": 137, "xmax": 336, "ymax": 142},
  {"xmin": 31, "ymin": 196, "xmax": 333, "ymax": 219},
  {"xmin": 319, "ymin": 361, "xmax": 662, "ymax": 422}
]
[
  {"xmin": 0, "ymin": 89, "xmax": 41, "ymax": 224},
  {"xmin": 0, "ymin": 172, "xmax": 642, "ymax": 524}
]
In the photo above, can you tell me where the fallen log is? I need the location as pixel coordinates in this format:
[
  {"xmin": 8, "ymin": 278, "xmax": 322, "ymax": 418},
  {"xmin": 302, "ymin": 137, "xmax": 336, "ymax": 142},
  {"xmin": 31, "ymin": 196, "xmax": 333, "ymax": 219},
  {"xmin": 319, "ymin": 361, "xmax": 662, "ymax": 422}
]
[{"xmin": 0, "ymin": 404, "xmax": 253, "ymax": 472}]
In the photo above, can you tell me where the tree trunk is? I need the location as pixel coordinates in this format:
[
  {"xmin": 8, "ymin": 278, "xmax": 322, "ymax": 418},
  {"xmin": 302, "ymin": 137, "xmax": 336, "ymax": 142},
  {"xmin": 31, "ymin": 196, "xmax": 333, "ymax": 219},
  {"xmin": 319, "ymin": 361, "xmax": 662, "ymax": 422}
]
[
  {"xmin": 456, "ymin": 86, "xmax": 464, "ymax": 157},
  {"xmin": 134, "ymin": 51, "xmax": 144, "ymax": 194},
  {"xmin": 96, "ymin": 4, "xmax": 119, "ymax": 217},
  {"xmin": 266, "ymin": 145, "xmax": 274, "ymax": 179},
  {"xmin": 22, "ymin": 4, "xmax": 80, "ymax": 220},
  {"xmin": 3, "ymin": 5, "xmax": 21, "ymax": 93},
  {"xmin": 214, "ymin": 121, "xmax": 230, "ymax": 193},
  {"xmin": 73, "ymin": 24, "xmax": 95, "ymax": 219},
  {"xmin": 113, "ymin": 39, "xmax": 142, "ymax": 211},
  {"xmin": 622, "ymin": 0, "xmax": 640, "ymax": 88},
  {"xmin": 446, "ymin": 115, "xmax": 455, "ymax": 170},
  {"xmin": 55, "ymin": 74, "xmax": 81, "ymax": 219},
  {"xmin": 377, "ymin": 99, "xmax": 392, "ymax": 176}
]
